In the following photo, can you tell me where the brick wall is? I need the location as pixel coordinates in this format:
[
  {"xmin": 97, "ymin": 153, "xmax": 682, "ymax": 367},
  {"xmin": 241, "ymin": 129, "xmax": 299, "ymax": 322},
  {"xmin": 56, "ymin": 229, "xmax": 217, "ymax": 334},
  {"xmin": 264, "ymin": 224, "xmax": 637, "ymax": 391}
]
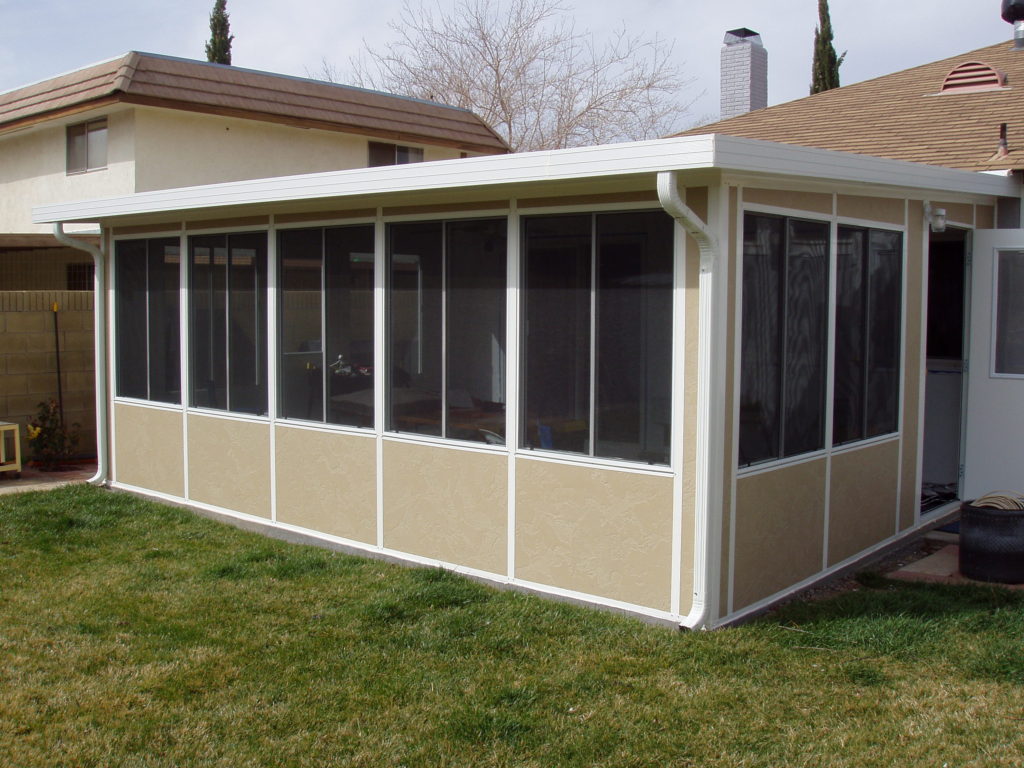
[{"xmin": 0, "ymin": 291, "xmax": 95, "ymax": 461}]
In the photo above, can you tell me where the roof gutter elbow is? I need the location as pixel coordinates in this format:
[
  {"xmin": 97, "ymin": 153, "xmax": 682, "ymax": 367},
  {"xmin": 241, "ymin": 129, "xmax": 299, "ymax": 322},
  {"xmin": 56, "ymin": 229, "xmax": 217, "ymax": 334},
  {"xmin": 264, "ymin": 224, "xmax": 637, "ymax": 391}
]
[{"xmin": 53, "ymin": 223, "xmax": 108, "ymax": 488}]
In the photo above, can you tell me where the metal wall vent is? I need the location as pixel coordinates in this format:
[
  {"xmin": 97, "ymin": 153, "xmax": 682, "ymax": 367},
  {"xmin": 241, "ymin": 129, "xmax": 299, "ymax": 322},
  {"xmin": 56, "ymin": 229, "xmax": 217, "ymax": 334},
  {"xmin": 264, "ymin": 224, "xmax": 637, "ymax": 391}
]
[{"xmin": 940, "ymin": 62, "xmax": 1007, "ymax": 94}]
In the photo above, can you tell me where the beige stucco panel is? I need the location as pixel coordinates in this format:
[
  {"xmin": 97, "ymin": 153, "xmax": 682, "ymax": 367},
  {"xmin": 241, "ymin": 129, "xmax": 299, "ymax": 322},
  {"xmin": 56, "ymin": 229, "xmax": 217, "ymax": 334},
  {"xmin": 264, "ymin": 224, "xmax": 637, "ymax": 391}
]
[
  {"xmin": 383, "ymin": 440, "xmax": 507, "ymax": 575},
  {"xmin": 733, "ymin": 459, "xmax": 827, "ymax": 611},
  {"xmin": 113, "ymin": 403, "xmax": 184, "ymax": 497},
  {"xmin": 900, "ymin": 201, "xmax": 925, "ymax": 529},
  {"xmin": 720, "ymin": 185, "xmax": 740, "ymax": 618},
  {"xmin": 828, "ymin": 441, "xmax": 900, "ymax": 565},
  {"xmin": 744, "ymin": 188, "xmax": 832, "ymax": 215},
  {"xmin": 515, "ymin": 458, "xmax": 674, "ymax": 611},
  {"xmin": 275, "ymin": 426, "xmax": 377, "ymax": 545},
  {"xmin": 187, "ymin": 414, "xmax": 271, "ymax": 519},
  {"xmin": 131, "ymin": 107, "xmax": 464, "ymax": 193},
  {"xmin": 836, "ymin": 195, "xmax": 906, "ymax": 226},
  {"xmin": 976, "ymin": 205, "xmax": 995, "ymax": 229}
]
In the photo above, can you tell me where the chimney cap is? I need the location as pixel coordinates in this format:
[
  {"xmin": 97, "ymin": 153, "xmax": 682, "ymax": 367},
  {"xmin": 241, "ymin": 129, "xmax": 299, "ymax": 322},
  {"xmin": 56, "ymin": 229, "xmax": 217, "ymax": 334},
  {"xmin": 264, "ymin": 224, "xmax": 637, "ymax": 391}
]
[{"xmin": 724, "ymin": 28, "xmax": 763, "ymax": 45}]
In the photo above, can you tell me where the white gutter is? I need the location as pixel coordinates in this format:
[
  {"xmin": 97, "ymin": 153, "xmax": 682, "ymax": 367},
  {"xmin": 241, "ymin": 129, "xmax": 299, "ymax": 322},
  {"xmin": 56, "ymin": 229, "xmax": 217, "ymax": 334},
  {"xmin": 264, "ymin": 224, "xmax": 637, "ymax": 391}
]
[
  {"xmin": 657, "ymin": 170, "xmax": 724, "ymax": 631},
  {"xmin": 53, "ymin": 224, "xmax": 108, "ymax": 487}
]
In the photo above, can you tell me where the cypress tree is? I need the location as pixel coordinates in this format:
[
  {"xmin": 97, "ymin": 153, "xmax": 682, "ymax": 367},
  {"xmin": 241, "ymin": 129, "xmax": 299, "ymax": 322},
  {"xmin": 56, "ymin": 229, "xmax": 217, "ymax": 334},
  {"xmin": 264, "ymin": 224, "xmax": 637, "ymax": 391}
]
[
  {"xmin": 205, "ymin": 0, "xmax": 234, "ymax": 65},
  {"xmin": 810, "ymin": 0, "xmax": 845, "ymax": 94}
]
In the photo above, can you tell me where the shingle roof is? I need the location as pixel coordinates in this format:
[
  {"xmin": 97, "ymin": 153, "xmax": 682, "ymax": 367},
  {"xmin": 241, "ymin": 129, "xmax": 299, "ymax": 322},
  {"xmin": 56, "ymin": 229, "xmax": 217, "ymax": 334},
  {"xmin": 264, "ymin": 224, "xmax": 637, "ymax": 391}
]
[
  {"xmin": 0, "ymin": 52, "xmax": 508, "ymax": 155},
  {"xmin": 677, "ymin": 40, "xmax": 1024, "ymax": 171}
]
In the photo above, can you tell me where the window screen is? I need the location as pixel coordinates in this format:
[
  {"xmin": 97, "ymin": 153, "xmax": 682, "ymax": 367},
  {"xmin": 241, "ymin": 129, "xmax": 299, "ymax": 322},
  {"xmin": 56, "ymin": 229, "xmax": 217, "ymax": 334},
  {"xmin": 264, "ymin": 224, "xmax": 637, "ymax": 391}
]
[
  {"xmin": 740, "ymin": 214, "xmax": 829, "ymax": 466},
  {"xmin": 995, "ymin": 250, "xmax": 1024, "ymax": 375}
]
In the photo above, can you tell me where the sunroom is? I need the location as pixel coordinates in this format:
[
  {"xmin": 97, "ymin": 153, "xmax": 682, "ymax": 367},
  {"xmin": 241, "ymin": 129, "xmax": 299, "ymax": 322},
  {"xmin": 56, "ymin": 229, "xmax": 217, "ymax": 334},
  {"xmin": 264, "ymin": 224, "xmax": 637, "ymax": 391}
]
[{"xmin": 35, "ymin": 134, "xmax": 1019, "ymax": 627}]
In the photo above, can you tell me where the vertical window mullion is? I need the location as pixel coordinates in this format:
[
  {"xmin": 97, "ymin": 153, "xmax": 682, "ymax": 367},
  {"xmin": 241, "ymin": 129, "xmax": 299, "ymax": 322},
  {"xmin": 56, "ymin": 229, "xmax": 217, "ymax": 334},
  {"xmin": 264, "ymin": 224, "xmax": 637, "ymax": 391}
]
[
  {"xmin": 144, "ymin": 244, "xmax": 152, "ymax": 401},
  {"xmin": 224, "ymin": 236, "xmax": 232, "ymax": 412},
  {"xmin": 441, "ymin": 223, "xmax": 448, "ymax": 438},
  {"xmin": 860, "ymin": 237, "xmax": 872, "ymax": 439},
  {"xmin": 588, "ymin": 214, "xmax": 597, "ymax": 457},
  {"xmin": 321, "ymin": 230, "xmax": 328, "ymax": 423},
  {"xmin": 778, "ymin": 223, "xmax": 790, "ymax": 459}
]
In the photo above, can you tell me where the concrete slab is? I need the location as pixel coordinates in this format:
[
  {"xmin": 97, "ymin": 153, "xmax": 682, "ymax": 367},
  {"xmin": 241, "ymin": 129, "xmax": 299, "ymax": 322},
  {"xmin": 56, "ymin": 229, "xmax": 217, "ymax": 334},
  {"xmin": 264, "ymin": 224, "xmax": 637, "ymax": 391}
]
[
  {"xmin": 0, "ymin": 461, "xmax": 95, "ymax": 495},
  {"xmin": 888, "ymin": 544, "xmax": 1024, "ymax": 590}
]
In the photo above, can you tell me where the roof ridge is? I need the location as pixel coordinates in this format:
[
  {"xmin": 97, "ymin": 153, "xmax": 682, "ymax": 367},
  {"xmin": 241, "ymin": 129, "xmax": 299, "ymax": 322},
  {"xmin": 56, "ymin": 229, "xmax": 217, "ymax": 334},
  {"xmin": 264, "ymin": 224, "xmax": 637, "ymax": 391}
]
[{"xmin": 112, "ymin": 52, "xmax": 140, "ymax": 94}]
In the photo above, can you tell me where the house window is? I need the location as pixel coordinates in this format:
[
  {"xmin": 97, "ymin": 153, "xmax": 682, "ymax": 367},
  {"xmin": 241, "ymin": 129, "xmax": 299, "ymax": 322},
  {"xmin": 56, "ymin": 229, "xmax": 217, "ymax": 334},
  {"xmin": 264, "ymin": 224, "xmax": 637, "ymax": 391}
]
[
  {"xmin": 189, "ymin": 233, "xmax": 268, "ymax": 415},
  {"xmin": 833, "ymin": 226, "xmax": 903, "ymax": 444},
  {"xmin": 521, "ymin": 210, "xmax": 673, "ymax": 465},
  {"xmin": 995, "ymin": 250, "xmax": 1024, "ymax": 375},
  {"xmin": 368, "ymin": 141, "xmax": 424, "ymax": 167},
  {"xmin": 67, "ymin": 118, "xmax": 107, "ymax": 173},
  {"xmin": 387, "ymin": 218, "xmax": 507, "ymax": 443},
  {"xmin": 740, "ymin": 214, "xmax": 829, "ymax": 466},
  {"xmin": 278, "ymin": 225, "xmax": 375, "ymax": 427},
  {"xmin": 114, "ymin": 238, "xmax": 181, "ymax": 403}
]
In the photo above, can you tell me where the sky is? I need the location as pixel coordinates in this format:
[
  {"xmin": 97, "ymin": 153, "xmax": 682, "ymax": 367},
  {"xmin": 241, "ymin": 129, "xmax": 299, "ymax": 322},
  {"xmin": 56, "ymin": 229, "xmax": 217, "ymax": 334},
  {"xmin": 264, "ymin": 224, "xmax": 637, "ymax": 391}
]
[{"xmin": 0, "ymin": 0, "xmax": 1013, "ymax": 126}]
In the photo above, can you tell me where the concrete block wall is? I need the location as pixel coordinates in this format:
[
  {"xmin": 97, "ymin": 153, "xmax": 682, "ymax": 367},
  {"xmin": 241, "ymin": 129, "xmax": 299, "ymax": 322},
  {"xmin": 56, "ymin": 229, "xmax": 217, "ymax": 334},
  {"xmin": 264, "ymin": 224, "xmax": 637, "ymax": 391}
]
[{"xmin": 0, "ymin": 291, "xmax": 95, "ymax": 461}]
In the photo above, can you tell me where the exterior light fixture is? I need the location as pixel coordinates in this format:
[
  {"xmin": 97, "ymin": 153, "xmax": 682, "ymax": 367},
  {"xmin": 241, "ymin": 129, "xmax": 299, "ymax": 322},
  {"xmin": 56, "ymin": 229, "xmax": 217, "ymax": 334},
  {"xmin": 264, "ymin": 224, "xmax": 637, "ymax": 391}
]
[{"xmin": 924, "ymin": 202, "xmax": 947, "ymax": 233}]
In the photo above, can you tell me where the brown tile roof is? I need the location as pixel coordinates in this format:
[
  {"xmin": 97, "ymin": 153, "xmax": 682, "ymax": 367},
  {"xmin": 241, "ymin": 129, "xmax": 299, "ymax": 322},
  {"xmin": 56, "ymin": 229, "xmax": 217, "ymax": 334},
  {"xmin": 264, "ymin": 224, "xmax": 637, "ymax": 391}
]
[
  {"xmin": 0, "ymin": 52, "xmax": 508, "ymax": 155},
  {"xmin": 677, "ymin": 40, "xmax": 1024, "ymax": 171}
]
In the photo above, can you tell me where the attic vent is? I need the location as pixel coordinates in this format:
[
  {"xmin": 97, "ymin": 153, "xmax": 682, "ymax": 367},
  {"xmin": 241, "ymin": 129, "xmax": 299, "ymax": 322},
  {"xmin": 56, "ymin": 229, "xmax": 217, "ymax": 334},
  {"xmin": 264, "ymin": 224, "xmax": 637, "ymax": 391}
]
[{"xmin": 940, "ymin": 62, "xmax": 1007, "ymax": 94}]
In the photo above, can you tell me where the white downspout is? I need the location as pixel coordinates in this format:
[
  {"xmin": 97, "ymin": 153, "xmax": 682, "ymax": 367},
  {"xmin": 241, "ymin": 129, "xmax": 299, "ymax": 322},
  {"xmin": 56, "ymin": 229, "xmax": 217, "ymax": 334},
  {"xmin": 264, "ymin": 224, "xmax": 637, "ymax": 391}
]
[
  {"xmin": 657, "ymin": 171, "xmax": 724, "ymax": 630},
  {"xmin": 53, "ymin": 223, "xmax": 108, "ymax": 487}
]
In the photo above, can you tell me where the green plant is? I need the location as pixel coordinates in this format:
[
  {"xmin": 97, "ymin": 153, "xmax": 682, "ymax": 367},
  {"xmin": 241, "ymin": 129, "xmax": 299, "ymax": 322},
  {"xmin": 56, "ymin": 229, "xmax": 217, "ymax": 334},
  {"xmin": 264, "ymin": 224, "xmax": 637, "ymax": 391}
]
[{"xmin": 26, "ymin": 399, "xmax": 79, "ymax": 469}]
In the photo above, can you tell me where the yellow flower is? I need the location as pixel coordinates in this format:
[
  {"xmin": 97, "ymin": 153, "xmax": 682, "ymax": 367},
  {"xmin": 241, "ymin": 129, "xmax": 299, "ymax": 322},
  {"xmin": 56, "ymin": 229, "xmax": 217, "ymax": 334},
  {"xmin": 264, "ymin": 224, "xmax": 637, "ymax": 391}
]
[{"xmin": 26, "ymin": 425, "xmax": 41, "ymax": 441}]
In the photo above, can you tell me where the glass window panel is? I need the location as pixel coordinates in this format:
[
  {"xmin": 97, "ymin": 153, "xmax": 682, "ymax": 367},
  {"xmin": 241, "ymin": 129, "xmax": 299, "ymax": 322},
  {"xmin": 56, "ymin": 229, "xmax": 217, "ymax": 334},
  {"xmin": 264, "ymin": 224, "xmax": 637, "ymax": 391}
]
[
  {"xmin": 739, "ymin": 214, "xmax": 784, "ymax": 466},
  {"xmin": 865, "ymin": 229, "xmax": 902, "ymax": 436},
  {"xmin": 446, "ymin": 219, "xmax": 507, "ymax": 444},
  {"xmin": 595, "ymin": 211, "xmax": 673, "ymax": 464},
  {"xmin": 86, "ymin": 121, "xmax": 107, "ymax": 169},
  {"xmin": 115, "ymin": 239, "xmax": 148, "ymax": 399},
  {"xmin": 522, "ymin": 214, "xmax": 591, "ymax": 454},
  {"xmin": 147, "ymin": 239, "xmax": 180, "ymax": 404},
  {"xmin": 388, "ymin": 221, "xmax": 443, "ymax": 435},
  {"xmin": 227, "ymin": 234, "xmax": 268, "ymax": 415},
  {"xmin": 833, "ymin": 227, "xmax": 867, "ymax": 445},
  {"xmin": 995, "ymin": 250, "xmax": 1024, "ymax": 374},
  {"xmin": 279, "ymin": 228, "xmax": 324, "ymax": 421},
  {"xmin": 782, "ymin": 219, "xmax": 829, "ymax": 457},
  {"xmin": 190, "ymin": 236, "xmax": 228, "ymax": 409},
  {"xmin": 368, "ymin": 141, "xmax": 394, "ymax": 166},
  {"xmin": 66, "ymin": 123, "xmax": 87, "ymax": 173},
  {"xmin": 325, "ymin": 225, "xmax": 375, "ymax": 428}
]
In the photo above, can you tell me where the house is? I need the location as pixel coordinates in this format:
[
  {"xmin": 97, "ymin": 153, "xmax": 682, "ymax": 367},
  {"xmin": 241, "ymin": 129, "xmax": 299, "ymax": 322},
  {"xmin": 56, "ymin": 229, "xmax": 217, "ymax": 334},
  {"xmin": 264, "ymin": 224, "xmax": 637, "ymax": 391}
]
[
  {"xmin": 0, "ymin": 52, "xmax": 507, "ymax": 457},
  {"xmin": 27, "ymin": 35, "xmax": 1024, "ymax": 629}
]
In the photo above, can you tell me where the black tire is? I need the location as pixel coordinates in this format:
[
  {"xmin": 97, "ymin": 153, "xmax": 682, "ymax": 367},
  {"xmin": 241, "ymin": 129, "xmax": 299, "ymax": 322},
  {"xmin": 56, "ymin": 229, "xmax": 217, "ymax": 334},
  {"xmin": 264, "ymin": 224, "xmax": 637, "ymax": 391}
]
[{"xmin": 959, "ymin": 502, "xmax": 1024, "ymax": 584}]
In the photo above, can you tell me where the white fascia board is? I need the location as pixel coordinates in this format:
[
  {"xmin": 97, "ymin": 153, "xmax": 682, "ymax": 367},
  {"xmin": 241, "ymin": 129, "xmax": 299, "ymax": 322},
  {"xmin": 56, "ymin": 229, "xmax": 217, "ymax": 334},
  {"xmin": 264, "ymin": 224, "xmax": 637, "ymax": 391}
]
[
  {"xmin": 710, "ymin": 135, "xmax": 1020, "ymax": 198},
  {"xmin": 32, "ymin": 134, "xmax": 1018, "ymax": 224}
]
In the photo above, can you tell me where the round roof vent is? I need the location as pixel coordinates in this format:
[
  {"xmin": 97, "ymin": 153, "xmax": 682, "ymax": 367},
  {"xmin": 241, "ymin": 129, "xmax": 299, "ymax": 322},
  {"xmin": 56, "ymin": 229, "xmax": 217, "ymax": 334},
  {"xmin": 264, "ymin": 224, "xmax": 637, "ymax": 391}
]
[{"xmin": 940, "ymin": 62, "xmax": 1007, "ymax": 94}]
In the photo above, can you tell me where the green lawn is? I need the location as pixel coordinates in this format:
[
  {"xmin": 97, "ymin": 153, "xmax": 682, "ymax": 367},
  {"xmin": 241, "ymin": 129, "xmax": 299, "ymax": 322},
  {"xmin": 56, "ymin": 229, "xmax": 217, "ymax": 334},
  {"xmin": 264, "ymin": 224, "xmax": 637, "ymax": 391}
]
[{"xmin": 1, "ymin": 485, "xmax": 1022, "ymax": 767}]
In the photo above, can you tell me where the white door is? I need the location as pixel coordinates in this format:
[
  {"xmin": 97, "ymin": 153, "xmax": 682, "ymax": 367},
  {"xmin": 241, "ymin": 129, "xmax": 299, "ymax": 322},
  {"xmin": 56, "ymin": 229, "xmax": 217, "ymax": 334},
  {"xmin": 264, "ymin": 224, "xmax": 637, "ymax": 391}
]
[{"xmin": 963, "ymin": 229, "xmax": 1024, "ymax": 499}]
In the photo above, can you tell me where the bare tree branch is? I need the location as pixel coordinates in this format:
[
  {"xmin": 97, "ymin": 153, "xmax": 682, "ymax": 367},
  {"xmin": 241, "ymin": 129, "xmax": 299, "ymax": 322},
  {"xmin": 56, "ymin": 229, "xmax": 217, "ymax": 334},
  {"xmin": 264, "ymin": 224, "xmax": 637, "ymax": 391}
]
[{"xmin": 321, "ymin": 0, "xmax": 697, "ymax": 152}]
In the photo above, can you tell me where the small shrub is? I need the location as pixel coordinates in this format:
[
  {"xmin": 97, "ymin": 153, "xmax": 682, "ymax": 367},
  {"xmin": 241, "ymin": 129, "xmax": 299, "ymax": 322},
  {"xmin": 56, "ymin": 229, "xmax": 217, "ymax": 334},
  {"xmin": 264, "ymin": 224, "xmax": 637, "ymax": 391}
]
[{"xmin": 26, "ymin": 399, "xmax": 80, "ymax": 470}]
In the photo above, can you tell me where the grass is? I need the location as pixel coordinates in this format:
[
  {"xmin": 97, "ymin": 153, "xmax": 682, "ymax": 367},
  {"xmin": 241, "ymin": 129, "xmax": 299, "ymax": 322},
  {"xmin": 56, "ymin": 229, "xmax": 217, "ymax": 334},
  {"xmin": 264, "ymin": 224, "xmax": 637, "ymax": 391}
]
[{"xmin": 2, "ymin": 485, "xmax": 1023, "ymax": 767}]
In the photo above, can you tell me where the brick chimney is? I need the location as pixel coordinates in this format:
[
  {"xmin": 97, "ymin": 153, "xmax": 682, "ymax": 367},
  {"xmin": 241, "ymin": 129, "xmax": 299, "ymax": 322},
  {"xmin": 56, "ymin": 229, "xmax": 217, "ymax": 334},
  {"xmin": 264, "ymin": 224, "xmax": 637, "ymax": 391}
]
[{"xmin": 720, "ymin": 28, "xmax": 768, "ymax": 119}]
